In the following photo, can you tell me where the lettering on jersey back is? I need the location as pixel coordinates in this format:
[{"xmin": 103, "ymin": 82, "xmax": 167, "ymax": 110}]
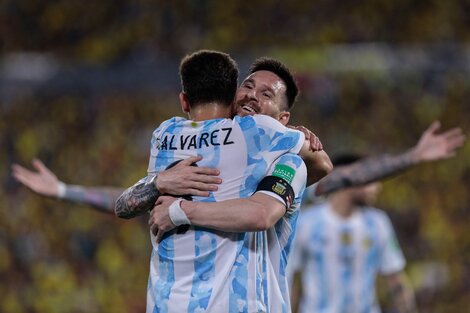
[{"xmin": 157, "ymin": 127, "xmax": 235, "ymax": 150}]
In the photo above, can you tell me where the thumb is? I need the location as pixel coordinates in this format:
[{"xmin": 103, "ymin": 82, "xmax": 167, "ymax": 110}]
[
  {"xmin": 425, "ymin": 121, "xmax": 441, "ymax": 135},
  {"xmin": 180, "ymin": 155, "xmax": 203, "ymax": 166},
  {"xmin": 32, "ymin": 159, "xmax": 54, "ymax": 176}
]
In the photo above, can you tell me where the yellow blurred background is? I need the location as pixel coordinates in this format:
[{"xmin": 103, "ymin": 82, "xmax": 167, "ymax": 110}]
[{"xmin": 1, "ymin": 1, "xmax": 469, "ymax": 312}]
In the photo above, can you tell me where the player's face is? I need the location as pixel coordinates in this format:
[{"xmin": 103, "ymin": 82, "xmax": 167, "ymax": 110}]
[
  {"xmin": 235, "ymin": 70, "xmax": 289, "ymax": 121},
  {"xmin": 351, "ymin": 182, "xmax": 382, "ymax": 206}
]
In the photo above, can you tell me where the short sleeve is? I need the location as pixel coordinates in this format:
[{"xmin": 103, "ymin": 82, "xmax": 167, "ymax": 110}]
[
  {"xmin": 378, "ymin": 213, "xmax": 406, "ymax": 274},
  {"xmin": 250, "ymin": 115, "xmax": 306, "ymax": 154},
  {"xmin": 255, "ymin": 153, "xmax": 307, "ymax": 215}
]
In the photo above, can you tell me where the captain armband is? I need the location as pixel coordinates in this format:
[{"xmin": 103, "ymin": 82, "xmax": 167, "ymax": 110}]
[{"xmin": 255, "ymin": 176, "xmax": 295, "ymax": 209}]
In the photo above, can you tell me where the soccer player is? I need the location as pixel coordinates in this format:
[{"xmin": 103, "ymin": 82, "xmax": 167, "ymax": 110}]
[
  {"xmin": 290, "ymin": 154, "xmax": 419, "ymax": 313},
  {"xmin": 116, "ymin": 50, "xmax": 314, "ymax": 313},
  {"xmin": 11, "ymin": 58, "xmax": 330, "ymax": 214}
]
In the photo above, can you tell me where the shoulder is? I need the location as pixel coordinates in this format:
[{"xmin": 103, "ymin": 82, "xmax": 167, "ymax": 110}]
[
  {"xmin": 276, "ymin": 153, "xmax": 306, "ymax": 172},
  {"xmin": 234, "ymin": 114, "xmax": 285, "ymax": 130},
  {"xmin": 363, "ymin": 207, "xmax": 395, "ymax": 230},
  {"xmin": 363, "ymin": 206, "xmax": 388, "ymax": 218},
  {"xmin": 152, "ymin": 116, "xmax": 187, "ymax": 135}
]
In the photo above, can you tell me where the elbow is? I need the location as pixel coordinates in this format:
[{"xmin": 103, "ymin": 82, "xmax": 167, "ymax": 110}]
[
  {"xmin": 320, "ymin": 158, "xmax": 334, "ymax": 177},
  {"xmin": 316, "ymin": 157, "xmax": 334, "ymax": 181},
  {"xmin": 250, "ymin": 205, "xmax": 277, "ymax": 231},
  {"xmin": 307, "ymin": 159, "xmax": 334, "ymax": 186}
]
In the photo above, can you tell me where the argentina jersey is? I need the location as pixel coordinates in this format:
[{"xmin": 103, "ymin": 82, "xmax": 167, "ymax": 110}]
[
  {"xmin": 145, "ymin": 114, "xmax": 306, "ymax": 313},
  {"xmin": 291, "ymin": 204, "xmax": 406, "ymax": 313},
  {"xmin": 253, "ymin": 153, "xmax": 307, "ymax": 313}
]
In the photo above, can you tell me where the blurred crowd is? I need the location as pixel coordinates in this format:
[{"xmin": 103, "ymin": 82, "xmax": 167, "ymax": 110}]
[
  {"xmin": 1, "ymin": 0, "xmax": 470, "ymax": 312},
  {"xmin": 2, "ymin": 0, "xmax": 470, "ymax": 61}
]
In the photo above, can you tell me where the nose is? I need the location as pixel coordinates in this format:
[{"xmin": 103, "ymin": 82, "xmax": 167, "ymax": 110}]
[{"xmin": 246, "ymin": 88, "xmax": 258, "ymax": 101}]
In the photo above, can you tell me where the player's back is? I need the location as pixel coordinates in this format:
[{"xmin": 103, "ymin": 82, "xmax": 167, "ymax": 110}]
[{"xmin": 146, "ymin": 114, "xmax": 304, "ymax": 313}]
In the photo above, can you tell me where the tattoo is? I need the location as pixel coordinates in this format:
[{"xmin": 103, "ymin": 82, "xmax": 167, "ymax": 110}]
[
  {"xmin": 316, "ymin": 152, "xmax": 416, "ymax": 196},
  {"xmin": 64, "ymin": 185, "xmax": 124, "ymax": 214},
  {"xmin": 115, "ymin": 181, "xmax": 160, "ymax": 219}
]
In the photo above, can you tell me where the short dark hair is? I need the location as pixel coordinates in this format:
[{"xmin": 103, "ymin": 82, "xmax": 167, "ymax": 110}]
[
  {"xmin": 179, "ymin": 50, "xmax": 239, "ymax": 107},
  {"xmin": 249, "ymin": 57, "xmax": 299, "ymax": 110},
  {"xmin": 331, "ymin": 153, "xmax": 364, "ymax": 167}
]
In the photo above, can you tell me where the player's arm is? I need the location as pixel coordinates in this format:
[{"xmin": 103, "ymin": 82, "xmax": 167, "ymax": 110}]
[
  {"xmin": 288, "ymin": 125, "xmax": 333, "ymax": 186},
  {"xmin": 299, "ymin": 144, "xmax": 333, "ymax": 186},
  {"xmin": 11, "ymin": 159, "xmax": 121, "ymax": 213},
  {"xmin": 315, "ymin": 121, "xmax": 466, "ymax": 196},
  {"xmin": 384, "ymin": 271, "xmax": 419, "ymax": 313},
  {"xmin": 290, "ymin": 271, "xmax": 303, "ymax": 313},
  {"xmin": 150, "ymin": 154, "xmax": 307, "ymax": 242},
  {"xmin": 187, "ymin": 192, "xmax": 286, "ymax": 231},
  {"xmin": 115, "ymin": 156, "xmax": 222, "ymax": 219}
]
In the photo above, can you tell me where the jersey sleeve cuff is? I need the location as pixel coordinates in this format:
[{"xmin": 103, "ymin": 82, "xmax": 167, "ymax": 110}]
[{"xmin": 291, "ymin": 130, "xmax": 306, "ymax": 154}]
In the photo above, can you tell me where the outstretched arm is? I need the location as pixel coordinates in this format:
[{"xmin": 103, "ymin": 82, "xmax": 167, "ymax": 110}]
[
  {"xmin": 316, "ymin": 121, "xmax": 466, "ymax": 196},
  {"xmin": 115, "ymin": 156, "xmax": 222, "ymax": 219},
  {"xmin": 12, "ymin": 159, "xmax": 121, "ymax": 213}
]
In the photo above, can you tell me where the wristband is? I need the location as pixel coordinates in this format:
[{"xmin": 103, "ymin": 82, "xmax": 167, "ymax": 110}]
[
  {"xmin": 57, "ymin": 181, "xmax": 67, "ymax": 199},
  {"xmin": 169, "ymin": 199, "xmax": 191, "ymax": 226}
]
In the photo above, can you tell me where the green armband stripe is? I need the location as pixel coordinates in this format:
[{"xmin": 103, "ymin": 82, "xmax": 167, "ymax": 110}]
[{"xmin": 272, "ymin": 164, "xmax": 296, "ymax": 184}]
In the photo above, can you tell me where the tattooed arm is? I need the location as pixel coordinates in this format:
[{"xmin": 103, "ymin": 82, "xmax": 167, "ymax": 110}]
[
  {"xmin": 315, "ymin": 152, "xmax": 415, "ymax": 196},
  {"xmin": 115, "ymin": 156, "xmax": 221, "ymax": 219},
  {"xmin": 385, "ymin": 271, "xmax": 419, "ymax": 313},
  {"xmin": 316, "ymin": 121, "xmax": 466, "ymax": 196},
  {"xmin": 61, "ymin": 185, "xmax": 123, "ymax": 213},
  {"xmin": 114, "ymin": 177, "xmax": 161, "ymax": 219},
  {"xmin": 11, "ymin": 159, "xmax": 121, "ymax": 213}
]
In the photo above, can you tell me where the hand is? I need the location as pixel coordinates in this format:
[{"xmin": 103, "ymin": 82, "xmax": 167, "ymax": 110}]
[
  {"xmin": 11, "ymin": 159, "xmax": 61, "ymax": 197},
  {"xmin": 288, "ymin": 125, "xmax": 323, "ymax": 152},
  {"xmin": 149, "ymin": 196, "xmax": 179, "ymax": 243},
  {"xmin": 412, "ymin": 121, "xmax": 466, "ymax": 162},
  {"xmin": 156, "ymin": 155, "xmax": 222, "ymax": 197}
]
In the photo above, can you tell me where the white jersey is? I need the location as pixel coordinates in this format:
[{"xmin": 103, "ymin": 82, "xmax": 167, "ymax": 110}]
[
  {"xmin": 291, "ymin": 203, "xmax": 405, "ymax": 313},
  {"xmin": 145, "ymin": 114, "xmax": 307, "ymax": 313}
]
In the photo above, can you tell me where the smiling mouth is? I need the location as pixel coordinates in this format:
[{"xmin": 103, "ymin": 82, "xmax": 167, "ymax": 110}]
[{"xmin": 241, "ymin": 105, "xmax": 257, "ymax": 115}]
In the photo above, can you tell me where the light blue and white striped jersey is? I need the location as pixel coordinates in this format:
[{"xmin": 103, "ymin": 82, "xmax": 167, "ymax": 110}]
[
  {"xmin": 291, "ymin": 203, "xmax": 405, "ymax": 313},
  {"xmin": 145, "ymin": 114, "xmax": 307, "ymax": 313}
]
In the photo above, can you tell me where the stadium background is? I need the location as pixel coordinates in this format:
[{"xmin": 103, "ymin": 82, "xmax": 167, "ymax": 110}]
[{"xmin": 1, "ymin": 1, "xmax": 469, "ymax": 312}]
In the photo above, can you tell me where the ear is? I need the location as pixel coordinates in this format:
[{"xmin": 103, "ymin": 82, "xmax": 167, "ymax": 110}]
[
  {"xmin": 278, "ymin": 111, "xmax": 290, "ymax": 126},
  {"xmin": 179, "ymin": 92, "xmax": 190, "ymax": 114}
]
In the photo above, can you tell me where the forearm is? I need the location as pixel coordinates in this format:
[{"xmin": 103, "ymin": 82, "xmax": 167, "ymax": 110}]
[
  {"xmin": 300, "ymin": 148, "xmax": 333, "ymax": 186},
  {"xmin": 291, "ymin": 272, "xmax": 303, "ymax": 313},
  {"xmin": 316, "ymin": 150, "xmax": 418, "ymax": 196},
  {"xmin": 61, "ymin": 185, "xmax": 124, "ymax": 214},
  {"xmin": 115, "ymin": 179, "xmax": 160, "ymax": 219},
  {"xmin": 181, "ymin": 193, "xmax": 284, "ymax": 232},
  {"xmin": 386, "ymin": 272, "xmax": 419, "ymax": 313}
]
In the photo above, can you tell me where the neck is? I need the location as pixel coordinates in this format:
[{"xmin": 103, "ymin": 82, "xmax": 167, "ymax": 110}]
[
  {"xmin": 189, "ymin": 102, "xmax": 233, "ymax": 121},
  {"xmin": 329, "ymin": 193, "xmax": 356, "ymax": 219}
]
